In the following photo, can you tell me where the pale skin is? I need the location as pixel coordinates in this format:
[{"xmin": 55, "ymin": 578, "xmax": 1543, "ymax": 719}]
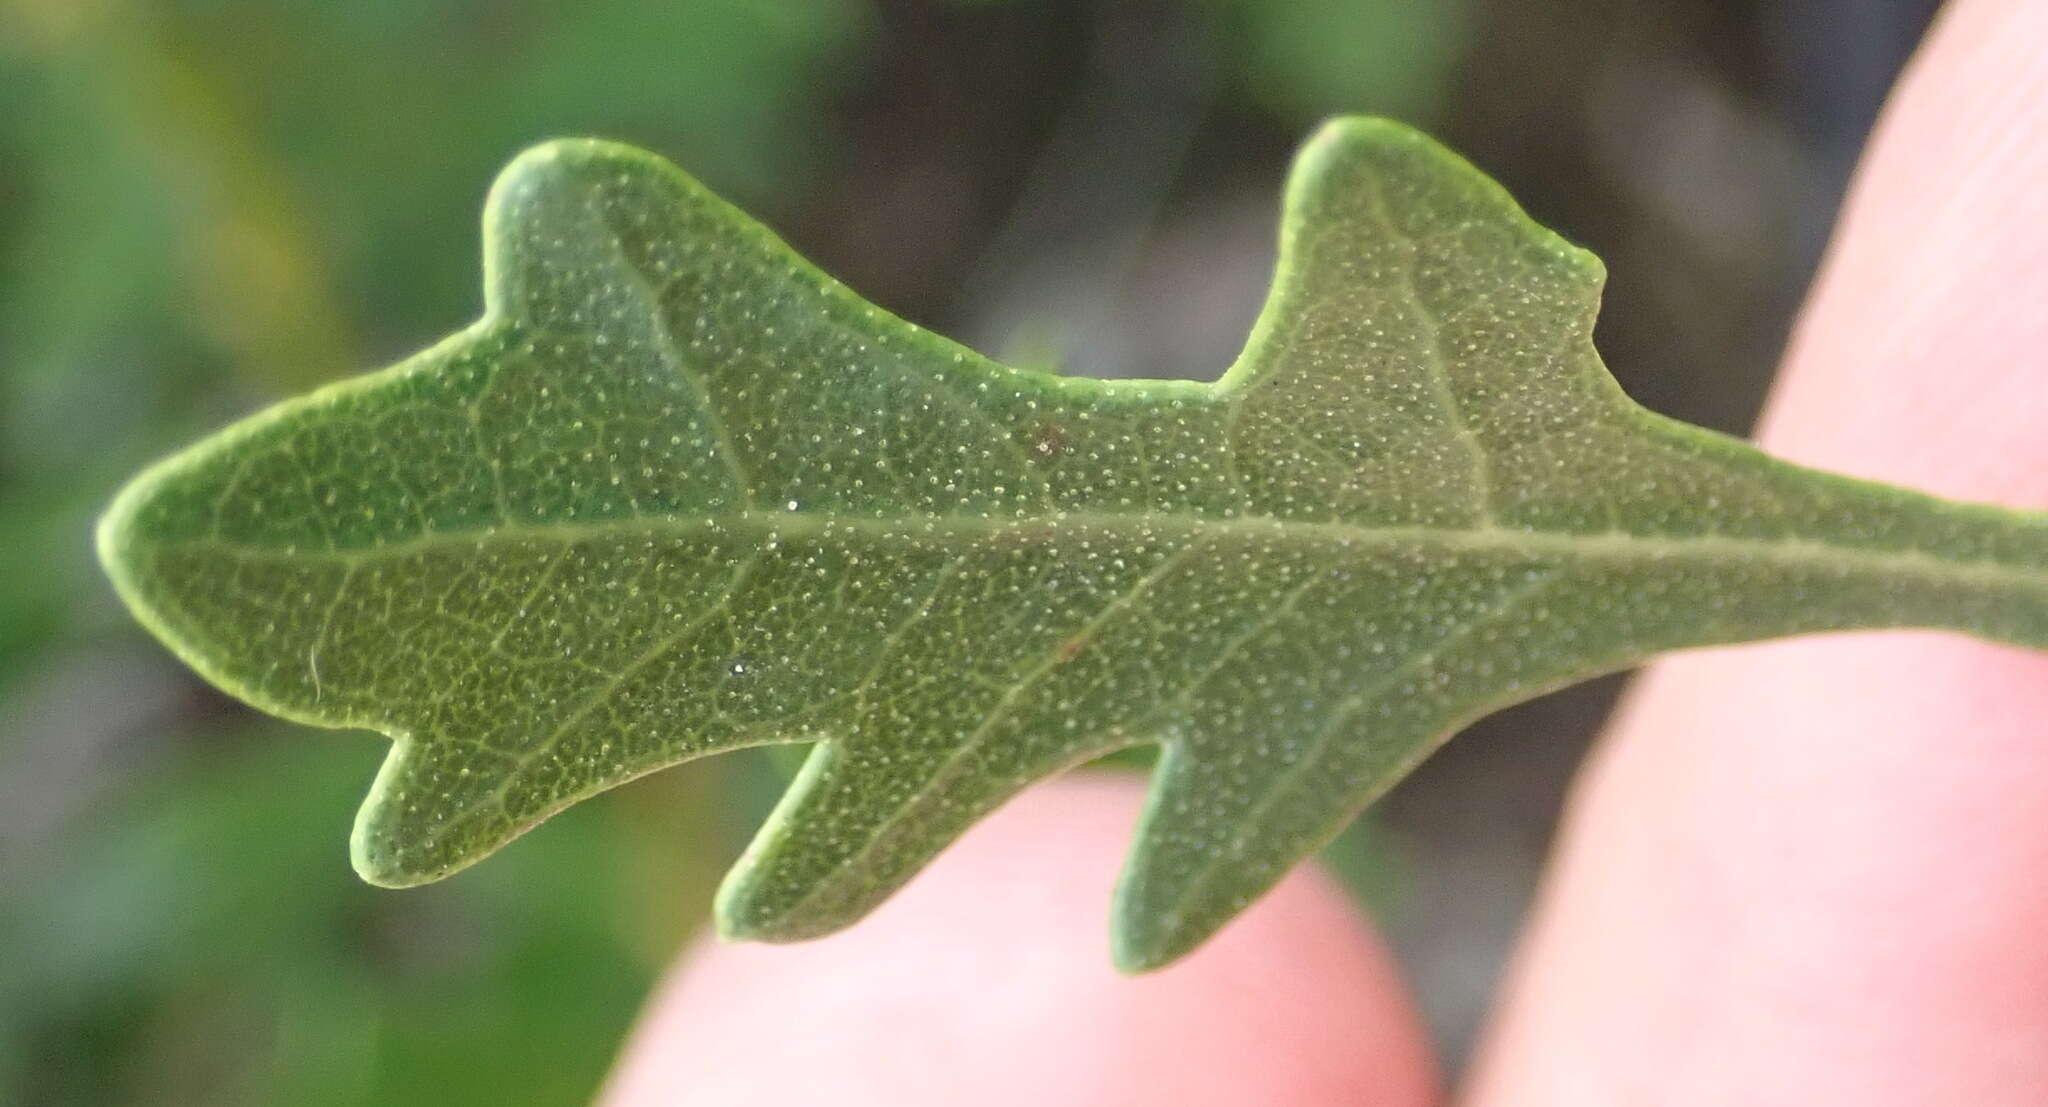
[{"xmin": 601, "ymin": 1, "xmax": 2048, "ymax": 1101}]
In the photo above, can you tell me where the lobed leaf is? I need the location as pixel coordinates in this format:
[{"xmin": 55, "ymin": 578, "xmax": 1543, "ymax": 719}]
[{"xmin": 99, "ymin": 118, "xmax": 2048, "ymax": 970}]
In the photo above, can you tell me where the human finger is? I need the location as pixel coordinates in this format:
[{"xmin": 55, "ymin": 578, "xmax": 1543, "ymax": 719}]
[
  {"xmin": 1469, "ymin": 2, "xmax": 2048, "ymax": 1103},
  {"xmin": 602, "ymin": 773, "xmax": 1440, "ymax": 1106}
]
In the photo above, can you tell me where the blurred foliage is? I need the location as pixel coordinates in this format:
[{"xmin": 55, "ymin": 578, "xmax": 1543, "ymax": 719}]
[
  {"xmin": 1206, "ymin": 0, "xmax": 1470, "ymax": 123},
  {"xmin": 3, "ymin": 723, "xmax": 782, "ymax": 1105}
]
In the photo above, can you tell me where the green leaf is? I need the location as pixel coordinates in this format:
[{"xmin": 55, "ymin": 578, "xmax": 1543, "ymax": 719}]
[{"xmin": 97, "ymin": 118, "xmax": 2048, "ymax": 971}]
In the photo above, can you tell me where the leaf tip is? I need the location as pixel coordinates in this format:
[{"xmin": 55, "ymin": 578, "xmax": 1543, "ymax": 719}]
[
  {"xmin": 94, "ymin": 472, "xmax": 149, "ymax": 608},
  {"xmin": 482, "ymin": 137, "xmax": 601, "ymax": 247},
  {"xmin": 346, "ymin": 742, "xmax": 490, "ymax": 890},
  {"xmin": 487, "ymin": 136, "xmax": 669, "ymax": 211},
  {"xmin": 1107, "ymin": 915, "xmax": 1188, "ymax": 976},
  {"xmin": 1107, "ymin": 863, "xmax": 1206, "ymax": 975},
  {"xmin": 709, "ymin": 855, "xmax": 862, "ymax": 947},
  {"xmin": 94, "ymin": 452, "xmax": 198, "ymax": 660},
  {"xmin": 1290, "ymin": 113, "xmax": 1607, "ymax": 288},
  {"xmin": 348, "ymin": 848, "xmax": 425, "ymax": 890},
  {"xmin": 1303, "ymin": 112, "xmax": 1417, "ymax": 148},
  {"xmin": 708, "ymin": 873, "xmax": 786, "ymax": 945},
  {"xmin": 348, "ymin": 802, "xmax": 438, "ymax": 890}
]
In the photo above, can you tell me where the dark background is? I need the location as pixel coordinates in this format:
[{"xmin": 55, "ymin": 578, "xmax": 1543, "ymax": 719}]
[{"xmin": 0, "ymin": 0, "xmax": 1939, "ymax": 1102}]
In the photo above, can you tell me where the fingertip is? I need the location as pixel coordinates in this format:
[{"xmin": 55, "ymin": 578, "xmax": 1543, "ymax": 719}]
[
  {"xmin": 601, "ymin": 773, "xmax": 1437, "ymax": 1106},
  {"xmin": 1472, "ymin": 3, "xmax": 2048, "ymax": 1101}
]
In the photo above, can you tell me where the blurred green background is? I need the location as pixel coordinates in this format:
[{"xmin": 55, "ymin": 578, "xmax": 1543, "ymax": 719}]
[{"xmin": 1, "ymin": 0, "xmax": 1938, "ymax": 1102}]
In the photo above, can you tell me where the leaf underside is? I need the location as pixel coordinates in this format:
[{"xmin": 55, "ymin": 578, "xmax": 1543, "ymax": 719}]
[{"xmin": 99, "ymin": 117, "xmax": 2048, "ymax": 971}]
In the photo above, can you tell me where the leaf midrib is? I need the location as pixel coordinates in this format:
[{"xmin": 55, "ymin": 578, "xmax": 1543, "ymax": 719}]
[{"xmin": 165, "ymin": 508, "xmax": 2048, "ymax": 597}]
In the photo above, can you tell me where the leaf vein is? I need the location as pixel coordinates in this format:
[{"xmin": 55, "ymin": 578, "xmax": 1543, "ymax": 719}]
[
  {"xmin": 590, "ymin": 202, "xmax": 757, "ymax": 508},
  {"xmin": 1154, "ymin": 566, "xmax": 1565, "ymax": 933}
]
